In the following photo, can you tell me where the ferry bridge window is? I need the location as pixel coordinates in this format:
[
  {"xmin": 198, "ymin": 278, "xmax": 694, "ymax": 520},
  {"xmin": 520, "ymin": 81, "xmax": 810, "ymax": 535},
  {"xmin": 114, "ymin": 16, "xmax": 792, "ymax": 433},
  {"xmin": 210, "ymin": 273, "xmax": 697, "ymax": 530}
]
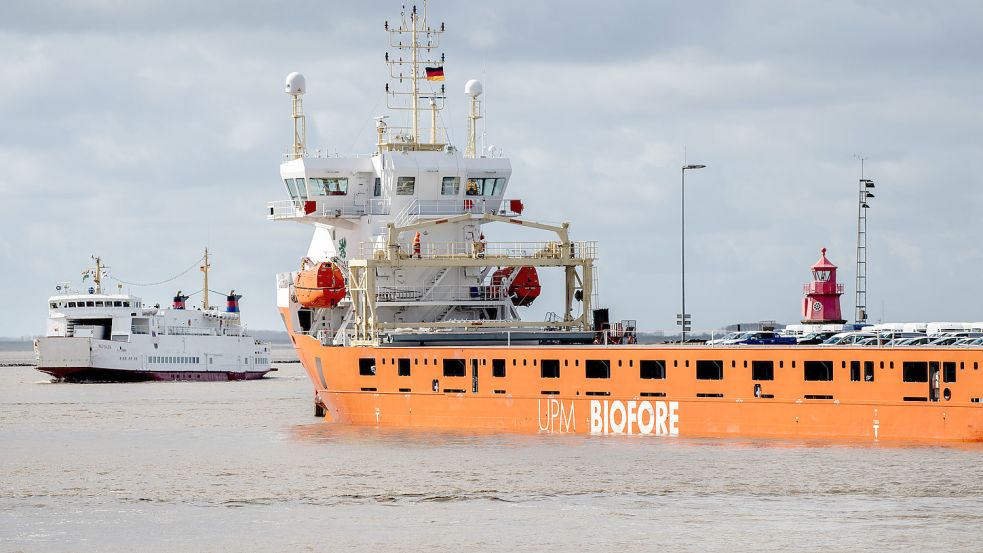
[
  {"xmin": 541, "ymin": 359, "xmax": 560, "ymax": 379},
  {"xmin": 358, "ymin": 358, "xmax": 377, "ymax": 376},
  {"xmin": 943, "ymin": 362, "xmax": 957, "ymax": 383},
  {"xmin": 696, "ymin": 360, "xmax": 723, "ymax": 380},
  {"xmin": 850, "ymin": 361, "xmax": 861, "ymax": 382},
  {"xmin": 49, "ymin": 302, "xmax": 56, "ymax": 309},
  {"xmin": 492, "ymin": 359, "xmax": 506, "ymax": 378},
  {"xmin": 639, "ymin": 360, "xmax": 666, "ymax": 380},
  {"xmin": 373, "ymin": 177, "xmax": 382, "ymax": 197},
  {"xmin": 864, "ymin": 361, "xmax": 875, "ymax": 382},
  {"xmin": 903, "ymin": 361, "xmax": 929, "ymax": 383},
  {"xmin": 751, "ymin": 360, "xmax": 774, "ymax": 381},
  {"xmin": 804, "ymin": 361, "xmax": 834, "ymax": 381},
  {"xmin": 443, "ymin": 359, "xmax": 466, "ymax": 377},
  {"xmin": 68, "ymin": 302, "xmax": 76, "ymax": 307},
  {"xmin": 396, "ymin": 176, "xmax": 416, "ymax": 195},
  {"xmin": 441, "ymin": 176, "xmax": 460, "ymax": 195},
  {"xmin": 308, "ymin": 177, "xmax": 349, "ymax": 196},
  {"xmin": 398, "ymin": 358, "xmax": 411, "ymax": 377},
  {"xmin": 585, "ymin": 360, "xmax": 610, "ymax": 379},
  {"xmin": 284, "ymin": 178, "xmax": 299, "ymax": 198}
]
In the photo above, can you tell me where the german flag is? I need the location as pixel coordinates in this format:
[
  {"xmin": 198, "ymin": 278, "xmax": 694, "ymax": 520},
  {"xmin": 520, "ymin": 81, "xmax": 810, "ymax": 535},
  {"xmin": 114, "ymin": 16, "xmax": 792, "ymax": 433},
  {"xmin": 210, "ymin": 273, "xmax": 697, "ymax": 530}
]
[{"xmin": 425, "ymin": 66, "xmax": 445, "ymax": 81}]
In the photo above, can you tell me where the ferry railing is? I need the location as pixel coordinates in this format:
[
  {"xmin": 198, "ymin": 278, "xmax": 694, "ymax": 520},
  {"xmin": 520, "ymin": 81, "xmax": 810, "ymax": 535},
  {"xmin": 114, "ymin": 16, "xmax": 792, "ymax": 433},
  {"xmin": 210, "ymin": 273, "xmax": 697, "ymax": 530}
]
[
  {"xmin": 359, "ymin": 240, "xmax": 598, "ymax": 261},
  {"xmin": 376, "ymin": 284, "xmax": 509, "ymax": 303}
]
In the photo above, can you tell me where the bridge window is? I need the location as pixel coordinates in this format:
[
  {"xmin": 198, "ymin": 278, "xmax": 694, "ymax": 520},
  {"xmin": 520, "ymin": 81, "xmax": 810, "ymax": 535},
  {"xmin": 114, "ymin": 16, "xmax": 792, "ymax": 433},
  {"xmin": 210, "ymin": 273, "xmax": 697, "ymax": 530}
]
[
  {"xmin": 541, "ymin": 359, "xmax": 560, "ymax": 378},
  {"xmin": 398, "ymin": 358, "xmax": 411, "ymax": 377},
  {"xmin": 396, "ymin": 176, "xmax": 416, "ymax": 195},
  {"xmin": 441, "ymin": 177, "xmax": 460, "ymax": 195},
  {"xmin": 696, "ymin": 360, "xmax": 723, "ymax": 380},
  {"xmin": 804, "ymin": 360, "xmax": 833, "ymax": 381},
  {"xmin": 903, "ymin": 361, "xmax": 928, "ymax": 382},
  {"xmin": 442, "ymin": 359, "xmax": 466, "ymax": 377},
  {"xmin": 585, "ymin": 360, "xmax": 610, "ymax": 379},
  {"xmin": 492, "ymin": 359, "xmax": 506, "ymax": 378},
  {"xmin": 465, "ymin": 177, "xmax": 507, "ymax": 196},
  {"xmin": 752, "ymin": 360, "xmax": 774, "ymax": 381},
  {"xmin": 308, "ymin": 177, "xmax": 348, "ymax": 196},
  {"xmin": 639, "ymin": 360, "xmax": 666, "ymax": 380}
]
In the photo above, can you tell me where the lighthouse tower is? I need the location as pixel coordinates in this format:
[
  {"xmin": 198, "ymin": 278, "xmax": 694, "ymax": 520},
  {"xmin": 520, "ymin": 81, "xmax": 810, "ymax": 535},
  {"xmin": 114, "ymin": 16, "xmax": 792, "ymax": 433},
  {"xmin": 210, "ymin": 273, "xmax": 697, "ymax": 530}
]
[{"xmin": 802, "ymin": 248, "xmax": 846, "ymax": 324}]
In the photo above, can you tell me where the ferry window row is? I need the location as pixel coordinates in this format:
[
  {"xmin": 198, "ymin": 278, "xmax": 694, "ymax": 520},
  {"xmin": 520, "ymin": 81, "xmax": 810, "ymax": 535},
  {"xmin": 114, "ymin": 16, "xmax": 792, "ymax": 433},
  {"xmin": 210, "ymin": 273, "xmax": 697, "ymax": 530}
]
[
  {"xmin": 51, "ymin": 300, "xmax": 133, "ymax": 308},
  {"xmin": 149, "ymin": 356, "xmax": 200, "ymax": 364}
]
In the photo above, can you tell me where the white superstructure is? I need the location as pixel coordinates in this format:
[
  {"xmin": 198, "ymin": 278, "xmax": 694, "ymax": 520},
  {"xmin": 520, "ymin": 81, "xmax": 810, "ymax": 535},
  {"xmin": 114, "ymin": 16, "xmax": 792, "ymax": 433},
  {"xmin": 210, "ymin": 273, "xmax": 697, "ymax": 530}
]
[
  {"xmin": 35, "ymin": 255, "xmax": 272, "ymax": 382},
  {"xmin": 271, "ymin": 4, "xmax": 613, "ymax": 348}
]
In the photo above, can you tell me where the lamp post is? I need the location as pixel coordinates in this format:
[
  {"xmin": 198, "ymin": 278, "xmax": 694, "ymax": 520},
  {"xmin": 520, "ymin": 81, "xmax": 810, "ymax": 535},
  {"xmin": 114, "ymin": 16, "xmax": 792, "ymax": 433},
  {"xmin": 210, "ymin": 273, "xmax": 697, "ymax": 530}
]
[{"xmin": 680, "ymin": 164, "xmax": 706, "ymax": 342}]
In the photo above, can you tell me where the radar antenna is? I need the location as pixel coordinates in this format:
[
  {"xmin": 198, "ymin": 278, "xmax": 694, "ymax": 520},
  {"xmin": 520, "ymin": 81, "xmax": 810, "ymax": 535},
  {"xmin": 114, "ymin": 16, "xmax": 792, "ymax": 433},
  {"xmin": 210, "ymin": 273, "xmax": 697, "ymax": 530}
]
[{"xmin": 284, "ymin": 72, "xmax": 307, "ymax": 159}]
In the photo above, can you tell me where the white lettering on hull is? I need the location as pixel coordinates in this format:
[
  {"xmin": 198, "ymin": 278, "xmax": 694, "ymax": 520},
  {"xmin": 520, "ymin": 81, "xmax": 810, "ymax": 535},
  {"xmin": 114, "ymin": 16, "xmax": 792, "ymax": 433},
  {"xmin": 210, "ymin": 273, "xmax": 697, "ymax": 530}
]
[
  {"xmin": 537, "ymin": 399, "xmax": 576, "ymax": 433},
  {"xmin": 590, "ymin": 400, "xmax": 678, "ymax": 436}
]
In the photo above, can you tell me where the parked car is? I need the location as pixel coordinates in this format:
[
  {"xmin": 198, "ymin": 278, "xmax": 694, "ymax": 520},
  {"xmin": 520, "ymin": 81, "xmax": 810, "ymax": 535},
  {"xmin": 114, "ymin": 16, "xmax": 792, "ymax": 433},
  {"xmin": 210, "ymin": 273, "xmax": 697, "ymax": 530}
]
[
  {"xmin": 796, "ymin": 331, "xmax": 839, "ymax": 345},
  {"xmin": 821, "ymin": 332, "xmax": 877, "ymax": 345},
  {"xmin": 733, "ymin": 331, "xmax": 798, "ymax": 345},
  {"xmin": 706, "ymin": 332, "xmax": 743, "ymax": 346}
]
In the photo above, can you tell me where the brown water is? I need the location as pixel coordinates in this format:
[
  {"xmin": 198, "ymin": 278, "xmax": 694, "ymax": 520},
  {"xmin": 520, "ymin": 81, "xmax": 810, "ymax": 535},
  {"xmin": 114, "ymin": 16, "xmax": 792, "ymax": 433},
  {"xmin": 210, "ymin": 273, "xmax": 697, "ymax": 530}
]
[{"xmin": 2, "ymin": 346, "xmax": 982, "ymax": 552}]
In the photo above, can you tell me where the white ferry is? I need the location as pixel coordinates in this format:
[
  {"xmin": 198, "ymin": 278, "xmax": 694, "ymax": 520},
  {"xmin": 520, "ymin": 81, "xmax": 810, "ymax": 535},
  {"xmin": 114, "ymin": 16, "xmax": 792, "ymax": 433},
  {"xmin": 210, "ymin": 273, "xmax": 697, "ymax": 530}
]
[{"xmin": 35, "ymin": 253, "xmax": 273, "ymax": 382}]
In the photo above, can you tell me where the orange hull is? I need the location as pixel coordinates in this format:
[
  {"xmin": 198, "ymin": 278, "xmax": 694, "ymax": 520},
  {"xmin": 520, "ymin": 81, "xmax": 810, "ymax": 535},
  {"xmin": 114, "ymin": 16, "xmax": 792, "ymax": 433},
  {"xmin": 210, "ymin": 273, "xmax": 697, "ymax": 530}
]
[{"xmin": 283, "ymin": 312, "xmax": 983, "ymax": 441}]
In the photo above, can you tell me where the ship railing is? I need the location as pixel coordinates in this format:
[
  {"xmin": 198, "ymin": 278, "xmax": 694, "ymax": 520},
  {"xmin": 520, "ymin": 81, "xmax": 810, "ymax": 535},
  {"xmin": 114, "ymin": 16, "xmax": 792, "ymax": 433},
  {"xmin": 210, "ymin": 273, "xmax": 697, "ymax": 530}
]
[
  {"xmin": 398, "ymin": 199, "xmax": 523, "ymax": 220},
  {"xmin": 360, "ymin": 240, "xmax": 598, "ymax": 261},
  {"xmin": 165, "ymin": 326, "xmax": 219, "ymax": 337},
  {"xmin": 376, "ymin": 284, "xmax": 510, "ymax": 303},
  {"xmin": 131, "ymin": 324, "xmax": 151, "ymax": 335},
  {"xmin": 267, "ymin": 199, "xmax": 391, "ymax": 220},
  {"xmin": 281, "ymin": 152, "xmax": 376, "ymax": 161},
  {"xmin": 379, "ymin": 126, "xmax": 448, "ymax": 148}
]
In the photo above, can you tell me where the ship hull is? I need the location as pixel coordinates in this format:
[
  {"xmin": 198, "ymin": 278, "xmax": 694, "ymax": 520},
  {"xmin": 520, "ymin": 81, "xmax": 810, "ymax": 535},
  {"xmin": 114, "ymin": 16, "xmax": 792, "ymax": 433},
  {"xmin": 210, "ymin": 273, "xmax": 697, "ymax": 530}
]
[
  {"xmin": 37, "ymin": 366, "xmax": 273, "ymax": 383},
  {"xmin": 286, "ymin": 323, "xmax": 983, "ymax": 442}
]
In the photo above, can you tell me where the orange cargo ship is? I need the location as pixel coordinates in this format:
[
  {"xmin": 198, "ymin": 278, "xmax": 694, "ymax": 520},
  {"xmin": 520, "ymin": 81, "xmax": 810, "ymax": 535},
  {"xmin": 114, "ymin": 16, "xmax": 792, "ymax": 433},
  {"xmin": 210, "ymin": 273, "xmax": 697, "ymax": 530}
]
[{"xmin": 268, "ymin": 3, "xmax": 983, "ymax": 442}]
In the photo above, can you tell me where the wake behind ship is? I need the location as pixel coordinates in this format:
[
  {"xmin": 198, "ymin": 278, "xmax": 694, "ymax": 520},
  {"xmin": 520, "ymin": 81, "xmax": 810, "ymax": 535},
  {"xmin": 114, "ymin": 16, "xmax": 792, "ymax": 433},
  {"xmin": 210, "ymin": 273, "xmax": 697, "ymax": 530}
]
[{"xmin": 269, "ymin": 3, "xmax": 983, "ymax": 441}]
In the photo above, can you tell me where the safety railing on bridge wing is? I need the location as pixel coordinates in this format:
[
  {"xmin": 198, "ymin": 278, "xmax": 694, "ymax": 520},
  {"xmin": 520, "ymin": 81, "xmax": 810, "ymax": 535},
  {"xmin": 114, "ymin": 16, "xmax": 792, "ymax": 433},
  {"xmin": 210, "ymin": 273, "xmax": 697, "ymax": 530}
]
[
  {"xmin": 360, "ymin": 240, "xmax": 597, "ymax": 261},
  {"xmin": 267, "ymin": 199, "xmax": 391, "ymax": 220}
]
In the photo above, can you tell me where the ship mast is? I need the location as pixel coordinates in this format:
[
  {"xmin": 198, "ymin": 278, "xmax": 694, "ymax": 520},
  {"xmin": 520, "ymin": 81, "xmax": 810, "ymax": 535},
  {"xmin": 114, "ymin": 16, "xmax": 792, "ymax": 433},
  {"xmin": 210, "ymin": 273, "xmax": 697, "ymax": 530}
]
[
  {"xmin": 384, "ymin": 2, "xmax": 446, "ymax": 150},
  {"xmin": 88, "ymin": 255, "xmax": 106, "ymax": 294},
  {"xmin": 201, "ymin": 248, "xmax": 211, "ymax": 310}
]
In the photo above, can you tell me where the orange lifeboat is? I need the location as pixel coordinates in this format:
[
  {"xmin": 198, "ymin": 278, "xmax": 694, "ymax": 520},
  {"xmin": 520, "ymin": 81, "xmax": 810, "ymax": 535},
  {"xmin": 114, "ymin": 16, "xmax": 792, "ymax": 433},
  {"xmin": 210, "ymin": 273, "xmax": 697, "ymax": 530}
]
[
  {"xmin": 295, "ymin": 259, "xmax": 346, "ymax": 308},
  {"xmin": 491, "ymin": 266, "xmax": 541, "ymax": 307}
]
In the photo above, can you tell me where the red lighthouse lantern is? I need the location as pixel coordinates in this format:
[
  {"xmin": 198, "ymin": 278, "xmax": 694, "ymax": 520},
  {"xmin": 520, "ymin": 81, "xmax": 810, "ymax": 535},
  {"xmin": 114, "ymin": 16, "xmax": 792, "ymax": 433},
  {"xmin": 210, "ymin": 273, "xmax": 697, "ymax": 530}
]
[{"xmin": 801, "ymin": 247, "xmax": 845, "ymax": 324}]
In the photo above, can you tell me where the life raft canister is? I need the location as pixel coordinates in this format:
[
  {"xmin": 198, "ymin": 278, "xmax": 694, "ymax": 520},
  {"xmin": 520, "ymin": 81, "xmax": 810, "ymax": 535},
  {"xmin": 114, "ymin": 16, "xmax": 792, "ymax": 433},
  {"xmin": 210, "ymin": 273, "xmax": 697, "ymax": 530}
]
[
  {"xmin": 492, "ymin": 266, "xmax": 541, "ymax": 307},
  {"xmin": 295, "ymin": 260, "xmax": 347, "ymax": 308}
]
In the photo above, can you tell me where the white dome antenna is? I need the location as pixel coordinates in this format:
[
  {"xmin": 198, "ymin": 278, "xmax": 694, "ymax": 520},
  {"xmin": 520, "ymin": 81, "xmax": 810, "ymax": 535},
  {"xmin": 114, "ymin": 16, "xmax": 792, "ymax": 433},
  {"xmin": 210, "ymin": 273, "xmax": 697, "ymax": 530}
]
[
  {"xmin": 285, "ymin": 72, "xmax": 306, "ymax": 96},
  {"xmin": 284, "ymin": 73, "xmax": 307, "ymax": 159},
  {"xmin": 464, "ymin": 79, "xmax": 483, "ymax": 158},
  {"xmin": 464, "ymin": 79, "xmax": 483, "ymax": 97}
]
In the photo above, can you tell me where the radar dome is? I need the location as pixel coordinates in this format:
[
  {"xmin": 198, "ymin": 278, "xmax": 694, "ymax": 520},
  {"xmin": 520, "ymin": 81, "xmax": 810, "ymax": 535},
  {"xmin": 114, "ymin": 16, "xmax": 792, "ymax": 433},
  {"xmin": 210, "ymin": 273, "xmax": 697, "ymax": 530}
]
[
  {"xmin": 464, "ymin": 79, "xmax": 483, "ymax": 97},
  {"xmin": 285, "ymin": 72, "xmax": 306, "ymax": 96}
]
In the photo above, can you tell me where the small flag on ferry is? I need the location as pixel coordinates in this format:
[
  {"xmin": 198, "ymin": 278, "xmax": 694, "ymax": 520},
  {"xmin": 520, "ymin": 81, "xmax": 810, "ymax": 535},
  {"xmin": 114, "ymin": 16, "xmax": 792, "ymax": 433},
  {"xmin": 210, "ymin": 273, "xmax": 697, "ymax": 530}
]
[{"xmin": 425, "ymin": 66, "xmax": 445, "ymax": 81}]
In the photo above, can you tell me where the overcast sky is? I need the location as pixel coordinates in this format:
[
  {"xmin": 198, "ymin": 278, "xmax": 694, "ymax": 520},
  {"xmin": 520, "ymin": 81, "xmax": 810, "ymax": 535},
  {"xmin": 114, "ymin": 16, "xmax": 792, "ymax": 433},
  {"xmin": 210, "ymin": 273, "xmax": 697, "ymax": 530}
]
[{"xmin": 2, "ymin": 1, "xmax": 983, "ymax": 337}]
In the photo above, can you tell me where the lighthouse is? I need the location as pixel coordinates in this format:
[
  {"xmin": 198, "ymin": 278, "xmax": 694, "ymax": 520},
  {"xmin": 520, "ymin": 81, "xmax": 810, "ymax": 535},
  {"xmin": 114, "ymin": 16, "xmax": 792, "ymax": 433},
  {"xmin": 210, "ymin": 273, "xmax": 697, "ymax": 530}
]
[{"xmin": 802, "ymin": 248, "xmax": 845, "ymax": 324}]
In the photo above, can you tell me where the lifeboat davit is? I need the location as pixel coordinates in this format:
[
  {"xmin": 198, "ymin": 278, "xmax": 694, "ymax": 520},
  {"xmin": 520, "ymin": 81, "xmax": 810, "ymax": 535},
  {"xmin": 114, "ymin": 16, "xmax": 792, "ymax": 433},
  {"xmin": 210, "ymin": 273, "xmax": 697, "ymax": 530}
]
[
  {"xmin": 295, "ymin": 259, "xmax": 346, "ymax": 308},
  {"xmin": 492, "ymin": 266, "xmax": 541, "ymax": 307}
]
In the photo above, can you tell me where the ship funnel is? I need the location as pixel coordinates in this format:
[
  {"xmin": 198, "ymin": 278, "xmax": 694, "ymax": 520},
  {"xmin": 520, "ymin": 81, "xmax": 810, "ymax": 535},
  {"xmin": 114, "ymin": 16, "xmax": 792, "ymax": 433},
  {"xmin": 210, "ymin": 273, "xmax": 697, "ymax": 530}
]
[
  {"xmin": 226, "ymin": 290, "xmax": 242, "ymax": 313},
  {"xmin": 173, "ymin": 291, "xmax": 189, "ymax": 310}
]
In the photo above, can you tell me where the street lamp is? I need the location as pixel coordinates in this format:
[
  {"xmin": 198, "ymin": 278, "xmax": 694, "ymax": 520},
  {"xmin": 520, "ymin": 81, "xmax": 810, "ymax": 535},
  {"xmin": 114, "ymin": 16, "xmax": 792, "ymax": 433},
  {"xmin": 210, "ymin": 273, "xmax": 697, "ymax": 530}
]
[{"xmin": 680, "ymin": 164, "xmax": 706, "ymax": 342}]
